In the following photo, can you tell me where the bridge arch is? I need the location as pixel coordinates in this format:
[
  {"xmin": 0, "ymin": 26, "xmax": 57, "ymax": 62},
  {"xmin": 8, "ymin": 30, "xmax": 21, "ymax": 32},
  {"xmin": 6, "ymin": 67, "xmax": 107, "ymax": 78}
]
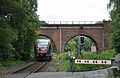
[
  {"xmin": 38, "ymin": 34, "xmax": 52, "ymax": 40},
  {"xmin": 37, "ymin": 34, "xmax": 57, "ymax": 52},
  {"xmin": 64, "ymin": 34, "xmax": 98, "ymax": 53}
]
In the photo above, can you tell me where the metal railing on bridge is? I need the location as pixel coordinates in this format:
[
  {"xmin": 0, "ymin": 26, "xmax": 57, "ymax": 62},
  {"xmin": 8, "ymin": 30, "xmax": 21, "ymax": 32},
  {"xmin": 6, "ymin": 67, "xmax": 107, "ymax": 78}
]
[{"xmin": 45, "ymin": 21, "xmax": 102, "ymax": 24}]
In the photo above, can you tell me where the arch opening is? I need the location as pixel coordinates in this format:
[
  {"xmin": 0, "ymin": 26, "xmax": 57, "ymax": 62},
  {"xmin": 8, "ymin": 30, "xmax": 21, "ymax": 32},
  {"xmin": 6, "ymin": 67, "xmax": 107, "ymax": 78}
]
[
  {"xmin": 33, "ymin": 34, "xmax": 57, "ymax": 61},
  {"xmin": 64, "ymin": 34, "xmax": 98, "ymax": 54},
  {"xmin": 37, "ymin": 34, "xmax": 57, "ymax": 53}
]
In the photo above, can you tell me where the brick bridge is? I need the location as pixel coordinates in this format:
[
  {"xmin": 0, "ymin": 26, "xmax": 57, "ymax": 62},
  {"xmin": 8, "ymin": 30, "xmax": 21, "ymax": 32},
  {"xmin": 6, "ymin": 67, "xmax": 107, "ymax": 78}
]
[{"xmin": 37, "ymin": 21, "xmax": 112, "ymax": 53}]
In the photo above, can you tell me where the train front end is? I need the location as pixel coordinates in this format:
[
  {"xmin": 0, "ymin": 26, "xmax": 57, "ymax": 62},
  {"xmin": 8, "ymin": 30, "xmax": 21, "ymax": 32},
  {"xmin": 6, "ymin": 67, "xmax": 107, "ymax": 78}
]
[{"xmin": 34, "ymin": 39, "xmax": 52, "ymax": 61}]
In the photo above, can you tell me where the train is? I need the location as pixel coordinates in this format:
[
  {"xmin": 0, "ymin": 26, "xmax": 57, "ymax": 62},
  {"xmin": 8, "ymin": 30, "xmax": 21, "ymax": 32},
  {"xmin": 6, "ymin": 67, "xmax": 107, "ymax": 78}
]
[{"xmin": 34, "ymin": 39, "xmax": 53, "ymax": 61}]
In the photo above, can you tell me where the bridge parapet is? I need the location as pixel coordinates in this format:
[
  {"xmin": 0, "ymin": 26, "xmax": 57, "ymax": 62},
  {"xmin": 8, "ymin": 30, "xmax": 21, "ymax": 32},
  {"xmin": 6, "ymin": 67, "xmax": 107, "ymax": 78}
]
[
  {"xmin": 45, "ymin": 21, "xmax": 102, "ymax": 24},
  {"xmin": 41, "ymin": 21, "xmax": 104, "ymax": 28}
]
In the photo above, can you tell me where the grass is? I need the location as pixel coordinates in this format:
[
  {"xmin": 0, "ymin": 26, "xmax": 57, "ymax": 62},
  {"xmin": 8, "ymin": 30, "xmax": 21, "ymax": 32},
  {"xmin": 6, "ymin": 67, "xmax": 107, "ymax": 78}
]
[
  {"xmin": 56, "ymin": 53, "xmax": 70, "ymax": 71},
  {"xmin": 56, "ymin": 50, "xmax": 116, "ymax": 72},
  {"xmin": 0, "ymin": 60, "xmax": 24, "ymax": 69}
]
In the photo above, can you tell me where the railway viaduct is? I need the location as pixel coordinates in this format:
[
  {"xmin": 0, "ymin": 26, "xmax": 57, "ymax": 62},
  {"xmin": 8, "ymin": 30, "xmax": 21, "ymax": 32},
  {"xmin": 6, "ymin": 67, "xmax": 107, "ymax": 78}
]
[{"xmin": 37, "ymin": 21, "xmax": 112, "ymax": 53}]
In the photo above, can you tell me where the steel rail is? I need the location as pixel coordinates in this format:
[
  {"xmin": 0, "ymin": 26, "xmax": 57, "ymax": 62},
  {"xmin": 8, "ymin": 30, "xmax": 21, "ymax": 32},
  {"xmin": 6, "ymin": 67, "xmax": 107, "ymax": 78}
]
[
  {"xmin": 9, "ymin": 61, "xmax": 48, "ymax": 78},
  {"xmin": 23, "ymin": 61, "xmax": 48, "ymax": 78},
  {"xmin": 11, "ymin": 62, "xmax": 35, "ymax": 74}
]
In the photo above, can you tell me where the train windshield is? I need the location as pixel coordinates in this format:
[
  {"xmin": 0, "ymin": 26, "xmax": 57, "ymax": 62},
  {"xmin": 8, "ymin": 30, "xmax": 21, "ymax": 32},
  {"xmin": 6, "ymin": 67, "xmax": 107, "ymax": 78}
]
[{"xmin": 37, "ymin": 42, "xmax": 48, "ymax": 50}]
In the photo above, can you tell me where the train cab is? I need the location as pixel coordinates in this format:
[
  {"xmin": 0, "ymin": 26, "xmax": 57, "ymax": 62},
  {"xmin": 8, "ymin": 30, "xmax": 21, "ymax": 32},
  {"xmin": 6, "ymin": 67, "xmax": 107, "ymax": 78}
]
[{"xmin": 34, "ymin": 39, "xmax": 52, "ymax": 61}]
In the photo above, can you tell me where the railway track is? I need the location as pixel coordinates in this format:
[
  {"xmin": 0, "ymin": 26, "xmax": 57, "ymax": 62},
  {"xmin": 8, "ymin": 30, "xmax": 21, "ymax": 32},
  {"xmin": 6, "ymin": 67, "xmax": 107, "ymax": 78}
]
[{"xmin": 11, "ymin": 61, "xmax": 48, "ymax": 78}]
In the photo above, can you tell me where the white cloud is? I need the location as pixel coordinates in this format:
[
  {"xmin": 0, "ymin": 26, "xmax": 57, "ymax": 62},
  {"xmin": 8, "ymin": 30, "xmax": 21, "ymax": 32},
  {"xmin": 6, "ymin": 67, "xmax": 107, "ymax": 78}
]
[{"xmin": 37, "ymin": 0, "xmax": 110, "ymax": 21}]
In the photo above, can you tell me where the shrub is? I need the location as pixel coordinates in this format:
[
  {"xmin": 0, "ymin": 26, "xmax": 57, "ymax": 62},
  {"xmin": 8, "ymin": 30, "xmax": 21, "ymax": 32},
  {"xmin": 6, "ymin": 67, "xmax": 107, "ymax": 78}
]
[
  {"xmin": 0, "ymin": 60, "xmax": 24, "ymax": 69},
  {"xmin": 56, "ymin": 50, "xmax": 115, "ymax": 72}
]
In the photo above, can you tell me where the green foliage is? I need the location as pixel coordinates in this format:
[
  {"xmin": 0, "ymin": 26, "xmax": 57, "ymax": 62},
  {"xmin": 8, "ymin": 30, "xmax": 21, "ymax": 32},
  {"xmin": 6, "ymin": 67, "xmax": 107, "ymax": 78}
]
[
  {"xmin": 0, "ymin": 0, "xmax": 40, "ymax": 60},
  {"xmin": 57, "ymin": 50, "xmax": 115, "ymax": 72},
  {"xmin": 0, "ymin": 60, "xmax": 24, "ymax": 69},
  {"xmin": 56, "ymin": 52, "xmax": 70, "ymax": 71},
  {"xmin": 75, "ymin": 50, "xmax": 115, "ymax": 71},
  {"xmin": 65, "ymin": 36, "xmax": 94, "ymax": 52},
  {"xmin": 97, "ymin": 50, "xmax": 116, "ymax": 60},
  {"xmin": 83, "ymin": 50, "xmax": 115, "ymax": 60},
  {"xmin": 0, "ymin": 17, "xmax": 18, "ymax": 60},
  {"xmin": 108, "ymin": 0, "xmax": 120, "ymax": 53},
  {"xmin": 66, "ymin": 39, "xmax": 77, "ymax": 52},
  {"xmin": 84, "ymin": 37, "xmax": 93, "ymax": 51}
]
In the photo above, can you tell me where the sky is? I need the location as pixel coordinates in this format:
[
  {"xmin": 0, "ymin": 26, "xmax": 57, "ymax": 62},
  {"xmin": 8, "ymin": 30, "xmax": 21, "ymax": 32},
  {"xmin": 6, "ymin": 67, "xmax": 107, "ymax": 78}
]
[{"xmin": 37, "ymin": 0, "xmax": 110, "ymax": 21}]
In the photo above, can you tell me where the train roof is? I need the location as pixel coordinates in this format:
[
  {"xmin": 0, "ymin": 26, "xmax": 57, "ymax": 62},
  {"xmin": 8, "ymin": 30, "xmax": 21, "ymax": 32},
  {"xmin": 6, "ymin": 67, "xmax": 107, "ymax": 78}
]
[{"xmin": 36, "ymin": 39, "xmax": 50, "ymax": 43}]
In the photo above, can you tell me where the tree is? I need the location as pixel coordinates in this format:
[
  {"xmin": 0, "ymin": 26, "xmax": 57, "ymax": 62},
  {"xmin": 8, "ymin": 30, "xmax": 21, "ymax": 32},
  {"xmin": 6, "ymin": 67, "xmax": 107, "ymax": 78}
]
[
  {"xmin": 0, "ymin": 0, "xmax": 19, "ymax": 60},
  {"xmin": 0, "ymin": 0, "xmax": 40, "ymax": 60},
  {"xmin": 0, "ymin": 19, "xmax": 18, "ymax": 60},
  {"xmin": 108, "ymin": 0, "xmax": 120, "ymax": 53},
  {"xmin": 12, "ymin": 0, "xmax": 39, "ymax": 60}
]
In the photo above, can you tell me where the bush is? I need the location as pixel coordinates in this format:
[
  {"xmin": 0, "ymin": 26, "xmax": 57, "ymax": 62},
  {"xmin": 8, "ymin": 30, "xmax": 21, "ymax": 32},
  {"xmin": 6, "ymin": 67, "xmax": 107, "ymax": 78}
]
[
  {"xmin": 56, "ymin": 52, "xmax": 70, "ymax": 71},
  {"xmin": 0, "ymin": 60, "xmax": 24, "ymax": 69},
  {"xmin": 56, "ymin": 50, "xmax": 115, "ymax": 72}
]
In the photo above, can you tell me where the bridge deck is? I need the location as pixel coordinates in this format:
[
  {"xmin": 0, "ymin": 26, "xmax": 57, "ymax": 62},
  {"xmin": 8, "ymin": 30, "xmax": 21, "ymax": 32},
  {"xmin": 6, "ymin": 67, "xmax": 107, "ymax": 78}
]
[{"xmin": 45, "ymin": 21, "xmax": 102, "ymax": 24}]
